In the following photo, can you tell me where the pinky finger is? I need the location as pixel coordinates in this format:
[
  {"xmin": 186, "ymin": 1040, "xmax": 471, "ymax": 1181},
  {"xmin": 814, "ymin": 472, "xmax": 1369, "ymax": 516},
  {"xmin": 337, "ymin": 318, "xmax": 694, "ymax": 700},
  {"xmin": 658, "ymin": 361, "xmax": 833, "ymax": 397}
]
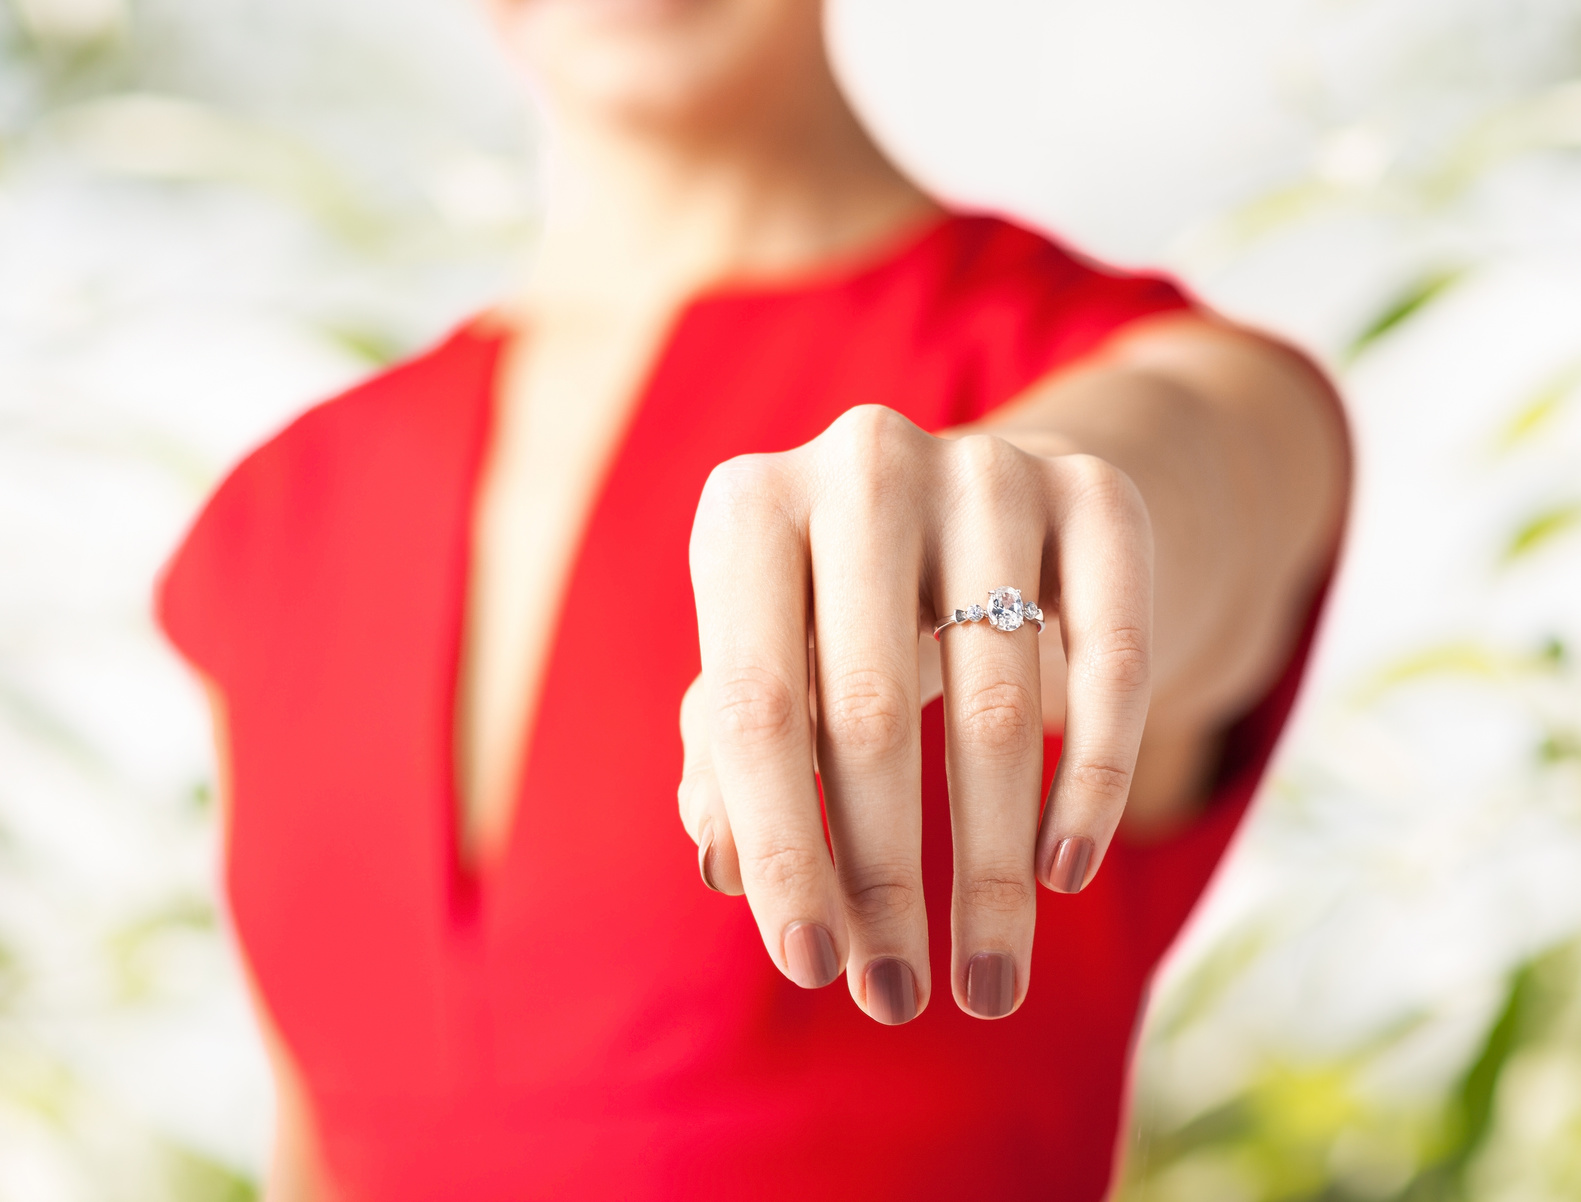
[{"xmin": 679, "ymin": 674, "xmax": 744, "ymax": 895}]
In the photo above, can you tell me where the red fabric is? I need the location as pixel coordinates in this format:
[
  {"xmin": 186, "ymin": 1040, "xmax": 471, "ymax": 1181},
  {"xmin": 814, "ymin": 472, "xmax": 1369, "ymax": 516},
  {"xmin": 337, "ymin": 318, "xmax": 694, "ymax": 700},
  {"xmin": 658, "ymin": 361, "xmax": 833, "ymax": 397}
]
[{"xmin": 157, "ymin": 214, "xmax": 1318, "ymax": 1200}]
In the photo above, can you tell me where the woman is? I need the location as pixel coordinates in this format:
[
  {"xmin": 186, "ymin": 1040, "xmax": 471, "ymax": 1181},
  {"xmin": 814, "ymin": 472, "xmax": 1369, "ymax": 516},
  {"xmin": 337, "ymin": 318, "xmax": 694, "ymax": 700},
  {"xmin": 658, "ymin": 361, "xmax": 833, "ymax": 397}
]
[{"xmin": 158, "ymin": 1, "xmax": 1348, "ymax": 1197}]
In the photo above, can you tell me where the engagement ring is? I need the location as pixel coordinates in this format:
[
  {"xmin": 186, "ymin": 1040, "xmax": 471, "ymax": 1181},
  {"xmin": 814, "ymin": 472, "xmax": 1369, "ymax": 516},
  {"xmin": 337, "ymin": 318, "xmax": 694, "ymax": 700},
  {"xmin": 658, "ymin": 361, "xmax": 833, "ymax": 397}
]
[{"xmin": 932, "ymin": 587, "xmax": 1044, "ymax": 639}]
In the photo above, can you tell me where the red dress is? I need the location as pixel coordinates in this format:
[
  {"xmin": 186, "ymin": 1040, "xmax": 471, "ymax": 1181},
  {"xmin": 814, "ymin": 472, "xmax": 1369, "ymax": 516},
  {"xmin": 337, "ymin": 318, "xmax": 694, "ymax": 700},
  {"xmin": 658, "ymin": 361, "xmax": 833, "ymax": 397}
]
[{"xmin": 158, "ymin": 215, "xmax": 1324, "ymax": 1200}]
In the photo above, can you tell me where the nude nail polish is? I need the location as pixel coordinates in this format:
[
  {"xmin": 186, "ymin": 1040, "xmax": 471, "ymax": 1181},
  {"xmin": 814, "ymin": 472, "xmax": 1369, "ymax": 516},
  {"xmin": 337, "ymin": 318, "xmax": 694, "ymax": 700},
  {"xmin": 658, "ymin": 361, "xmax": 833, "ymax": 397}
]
[
  {"xmin": 1046, "ymin": 835, "xmax": 1094, "ymax": 894},
  {"xmin": 784, "ymin": 921, "xmax": 840, "ymax": 989},
  {"xmin": 865, "ymin": 958, "xmax": 918, "ymax": 1025},
  {"xmin": 699, "ymin": 836, "xmax": 723, "ymax": 893},
  {"xmin": 965, "ymin": 951, "xmax": 1015, "ymax": 1018}
]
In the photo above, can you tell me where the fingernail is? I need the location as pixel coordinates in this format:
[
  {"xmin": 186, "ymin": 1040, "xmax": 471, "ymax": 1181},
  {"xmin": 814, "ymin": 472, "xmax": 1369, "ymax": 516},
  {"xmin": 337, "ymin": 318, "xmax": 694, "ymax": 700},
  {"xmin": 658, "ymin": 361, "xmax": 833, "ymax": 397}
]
[
  {"xmin": 965, "ymin": 951, "xmax": 1016, "ymax": 1018},
  {"xmin": 1045, "ymin": 835, "xmax": 1095, "ymax": 894},
  {"xmin": 864, "ymin": 958, "xmax": 918, "ymax": 1025},
  {"xmin": 783, "ymin": 921, "xmax": 840, "ymax": 989},
  {"xmin": 698, "ymin": 835, "xmax": 723, "ymax": 893}
]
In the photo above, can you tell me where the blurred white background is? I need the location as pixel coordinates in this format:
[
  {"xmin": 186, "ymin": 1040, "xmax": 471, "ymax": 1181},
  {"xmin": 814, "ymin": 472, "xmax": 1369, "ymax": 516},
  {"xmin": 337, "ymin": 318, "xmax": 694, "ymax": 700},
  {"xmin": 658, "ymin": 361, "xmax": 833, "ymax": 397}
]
[{"xmin": 1, "ymin": 1, "xmax": 1578, "ymax": 1198}]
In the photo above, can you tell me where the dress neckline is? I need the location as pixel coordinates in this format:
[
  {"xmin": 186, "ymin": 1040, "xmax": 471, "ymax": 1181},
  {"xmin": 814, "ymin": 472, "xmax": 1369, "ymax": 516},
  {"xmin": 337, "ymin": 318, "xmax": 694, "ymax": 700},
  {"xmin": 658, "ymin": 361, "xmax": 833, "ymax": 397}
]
[{"xmin": 441, "ymin": 210, "xmax": 972, "ymax": 900}]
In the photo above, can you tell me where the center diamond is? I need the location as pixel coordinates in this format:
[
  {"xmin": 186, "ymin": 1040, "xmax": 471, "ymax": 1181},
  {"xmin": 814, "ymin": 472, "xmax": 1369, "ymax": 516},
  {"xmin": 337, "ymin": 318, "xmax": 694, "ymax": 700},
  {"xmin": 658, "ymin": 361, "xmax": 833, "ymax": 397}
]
[{"xmin": 987, "ymin": 587, "xmax": 1025, "ymax": 632}]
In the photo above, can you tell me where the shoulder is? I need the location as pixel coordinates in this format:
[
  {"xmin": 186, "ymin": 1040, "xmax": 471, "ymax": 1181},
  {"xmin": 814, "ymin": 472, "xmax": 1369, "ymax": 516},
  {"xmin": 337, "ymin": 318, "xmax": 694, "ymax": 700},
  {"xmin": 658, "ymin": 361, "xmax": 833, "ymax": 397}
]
[
  {"xmin": 242, "ymin": 321, "xmax": 497, "ymax": 496},
  {"xmin": 863, "ymin": 213, "xmax": 1199, "ymax": 425},
  {"xmin": 154, "ymin": 322, "xmax": 497, "ymax": 681},
  {"xmin": 921, "ymin": 213, "xmax": 1192, "ymax": 333}
]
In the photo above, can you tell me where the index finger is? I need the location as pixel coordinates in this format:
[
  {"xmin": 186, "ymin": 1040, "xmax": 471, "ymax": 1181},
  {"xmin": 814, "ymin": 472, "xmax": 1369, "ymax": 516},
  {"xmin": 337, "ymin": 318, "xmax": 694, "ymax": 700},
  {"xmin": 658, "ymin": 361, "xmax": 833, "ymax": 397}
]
[
  {"xmin": 690, "ymin": 455, "xmax": 847, "ymax": 989},
  {"xmin": 1034, "ymin": 455, "xmax": 1154, "ymax": 892}
]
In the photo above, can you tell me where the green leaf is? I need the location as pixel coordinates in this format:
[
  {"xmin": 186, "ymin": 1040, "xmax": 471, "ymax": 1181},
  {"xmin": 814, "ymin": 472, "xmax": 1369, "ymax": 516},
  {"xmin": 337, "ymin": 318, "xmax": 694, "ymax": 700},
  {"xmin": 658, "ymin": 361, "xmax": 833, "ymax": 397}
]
[
  {"xmin": 1355, "ymin": 640, "xmax": 1564, "ymax": 704},
  {"xmin": 1345, "ymin": 270, "xmax": 1465, "ymax": 362},
  {"xmin": 1496, "ymin": 362, "xmax": 1581, "ymax": 452},
  {"xmin": 157, "ymin": 1141, "xmax": 259, "ymax": 1202},
  {"xmin": 1440, "ymin": 963, "xmax": 1533, "ymax": 1167},
  {"xmin": 1355, "ymin": 643, "xmax": 1503, "ymax": 704},
  {"xmin": 322, "ymin": 323, "xmax": 410, "ymax": 367},
  {"xmin": 1503, "ymin": 503, "xmax": 1581, "ymax": 563},
  {"xmin": 1538, "ymin": 729, "xmax": 1581, "ymax": 763}
]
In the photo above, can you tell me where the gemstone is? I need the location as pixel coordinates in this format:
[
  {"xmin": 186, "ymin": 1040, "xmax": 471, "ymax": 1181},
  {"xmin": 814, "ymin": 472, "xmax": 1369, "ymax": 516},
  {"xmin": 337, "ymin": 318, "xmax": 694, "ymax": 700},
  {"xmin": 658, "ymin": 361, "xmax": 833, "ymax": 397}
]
[
  {"xmin": 966, "ymin": 604, "xmax": 986, "ymax": 622},
  {"xmin": 988, "ymin": 587, "xmax": 1024, "ymax": 632},
  {"xmin": 953, "ymin": 609, "xmax": 968, "ymax": 623}
]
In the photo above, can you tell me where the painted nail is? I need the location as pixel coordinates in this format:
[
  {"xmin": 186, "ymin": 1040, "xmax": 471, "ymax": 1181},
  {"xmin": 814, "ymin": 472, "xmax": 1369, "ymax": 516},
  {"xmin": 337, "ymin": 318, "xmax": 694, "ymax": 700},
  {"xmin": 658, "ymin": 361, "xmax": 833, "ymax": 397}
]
[
  {"xmin": 1046, "ymin": 835, "xmax": 1095, "ymax": 894},
  {"xmin": 965, "ymin": 951, "xmax": 1016, "ymax": 1018},
  {"xmin": 699, "ymin": 835, "xmax": 723, "ymax": 893},
  {"xmin": 865, "ymin": 958, "xmax": 918, "ymax": 1025},
  {"xmin": 783, "ymin": 921, "xmax": 840, "ymax": 989}
]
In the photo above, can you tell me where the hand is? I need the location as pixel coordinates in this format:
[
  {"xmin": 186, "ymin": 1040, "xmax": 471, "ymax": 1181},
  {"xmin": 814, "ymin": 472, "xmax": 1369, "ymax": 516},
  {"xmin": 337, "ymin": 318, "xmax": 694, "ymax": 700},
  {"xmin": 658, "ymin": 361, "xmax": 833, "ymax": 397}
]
[{"xmin": 678, "ymin": 404, "xmax": 1154, "ymax": 1023}]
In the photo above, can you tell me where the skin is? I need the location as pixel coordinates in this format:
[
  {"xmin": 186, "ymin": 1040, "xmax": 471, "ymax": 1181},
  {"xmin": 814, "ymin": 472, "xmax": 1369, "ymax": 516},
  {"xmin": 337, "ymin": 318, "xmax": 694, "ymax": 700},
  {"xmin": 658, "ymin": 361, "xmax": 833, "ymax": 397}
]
[{"xmin": 236, "ymin": 0, "xmax": 1348, "ymax": 1195}]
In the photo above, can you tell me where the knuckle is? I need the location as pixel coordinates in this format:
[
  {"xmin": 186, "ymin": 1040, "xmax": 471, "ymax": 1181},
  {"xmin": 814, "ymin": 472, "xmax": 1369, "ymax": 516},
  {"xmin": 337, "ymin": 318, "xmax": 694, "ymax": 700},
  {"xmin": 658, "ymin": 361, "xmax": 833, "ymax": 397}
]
[
  {"xmin": 1068, "ymin": 757, "xmax": 1134, "ymax": 805},
  {"xmin": 740, "ymin": 838, "xmax": 827, "ymax": 894},
  {"xmin": 1063, "ymin": 453, "xmax": 1143, "ymax": 518},
  {"xmin": 712, "ymin": 668, "xmax": 803, "ymax": 748},
  {"xmin": 955, "ymin": 678, "xmax": 1039, "ymax": 754},
  {"xmin": 817, "ymin": 405, "xmax": 917, "ymax": 504},
  {"xmin": 819, "ymin": 669, "xmax": 912, "ymax": 758},
  {"xmin": 1081, "ymin": 624, "xmax": 1151, "ymax": 694},
  {"xmin": 957, "ymin": 872, "xmax": 1035, "ymax": 914},
  {"xmin": 1063, "ymin": 452, "xmax": 1118, "ymax": 492},
  {"xmin": 693, "ymin": 454, "xmax": 787, "ymax": 540},
  {"xmin": 841, "ymin": 869, "xmax": 921, "ymax": 927},
  {"xmin": 952, "ymin": 432, "xmax": 1027, "ymax": 493},
  {"xmin": 824, "ymin": 404, "xmax": 913, "ymax": 459}
]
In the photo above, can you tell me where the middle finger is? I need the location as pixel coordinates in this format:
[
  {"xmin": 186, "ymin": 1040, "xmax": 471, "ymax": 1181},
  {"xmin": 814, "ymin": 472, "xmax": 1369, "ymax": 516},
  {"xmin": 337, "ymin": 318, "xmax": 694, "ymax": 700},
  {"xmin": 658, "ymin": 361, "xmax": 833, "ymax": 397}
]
[{"xmin": 809, "ymin": 408, "xmax": 932, "ymax": 1025}]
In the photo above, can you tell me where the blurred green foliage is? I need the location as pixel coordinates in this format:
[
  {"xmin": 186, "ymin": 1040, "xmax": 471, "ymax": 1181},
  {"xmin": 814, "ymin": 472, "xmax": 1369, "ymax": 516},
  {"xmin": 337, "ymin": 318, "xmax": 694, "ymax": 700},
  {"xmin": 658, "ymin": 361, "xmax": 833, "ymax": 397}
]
[
  {"xmin": 1119, "ymin": 11, "xmax": 1581, "ymax": 1192},
  {"xmin": 1, "ymin": 0, "xmax": 1578, "ymax": 1198},
  {"xmin": 1123, "ymin": 938, "xmax": 1581, "ymax": 1202}
]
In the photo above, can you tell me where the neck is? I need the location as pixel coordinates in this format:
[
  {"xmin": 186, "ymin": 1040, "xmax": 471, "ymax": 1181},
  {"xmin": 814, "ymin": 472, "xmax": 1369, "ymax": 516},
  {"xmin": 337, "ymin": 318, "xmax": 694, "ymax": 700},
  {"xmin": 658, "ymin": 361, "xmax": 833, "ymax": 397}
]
[{"xmin": 521, "ymin": 73, "xmax": 938, "ymax": 315}]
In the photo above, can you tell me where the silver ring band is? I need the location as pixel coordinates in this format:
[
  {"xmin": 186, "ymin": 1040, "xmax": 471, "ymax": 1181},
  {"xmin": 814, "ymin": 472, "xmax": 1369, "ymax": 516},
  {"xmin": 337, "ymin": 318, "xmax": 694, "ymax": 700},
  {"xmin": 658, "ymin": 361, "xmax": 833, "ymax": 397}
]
[{"xmin": 933, "ymin": 587, "xmax": 1044, "ymax": 640}]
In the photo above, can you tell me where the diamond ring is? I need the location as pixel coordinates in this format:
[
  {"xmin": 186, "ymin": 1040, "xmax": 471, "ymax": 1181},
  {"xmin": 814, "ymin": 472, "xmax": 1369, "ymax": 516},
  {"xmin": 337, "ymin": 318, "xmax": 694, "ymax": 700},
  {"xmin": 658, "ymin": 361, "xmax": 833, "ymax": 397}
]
[{"xmin": 932, "ymin": 587, "xmax": 1045, "ymax": 640}]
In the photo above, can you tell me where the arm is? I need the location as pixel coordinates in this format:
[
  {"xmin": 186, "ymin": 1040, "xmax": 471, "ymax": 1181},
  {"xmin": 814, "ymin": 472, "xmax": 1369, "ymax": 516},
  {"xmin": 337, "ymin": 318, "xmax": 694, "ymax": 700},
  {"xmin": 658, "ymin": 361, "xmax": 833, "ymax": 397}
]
[
  {"xmin": 986, "ymin": 313, "xmax": 1347, "ymax": 831},
  {"xmin": 676, "ymin": 313, "xmax": 1348, "ymax": 1024},
  {"xmin": 256, "ymin": 997, "xmax": 334, "ymax": 1202}
]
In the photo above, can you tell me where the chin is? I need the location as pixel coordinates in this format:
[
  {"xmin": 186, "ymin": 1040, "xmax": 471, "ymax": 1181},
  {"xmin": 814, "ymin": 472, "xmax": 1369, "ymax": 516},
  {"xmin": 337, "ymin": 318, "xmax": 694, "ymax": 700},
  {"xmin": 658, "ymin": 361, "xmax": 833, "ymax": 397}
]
[{"xmin": 492, "ymin": 0, "xmax": 818, "ymax": 128}]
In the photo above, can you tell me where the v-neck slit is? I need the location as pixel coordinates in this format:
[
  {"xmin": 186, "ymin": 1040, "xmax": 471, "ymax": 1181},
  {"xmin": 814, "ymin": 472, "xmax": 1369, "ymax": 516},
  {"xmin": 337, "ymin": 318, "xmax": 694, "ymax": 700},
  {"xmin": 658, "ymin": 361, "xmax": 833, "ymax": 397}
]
[
  {"xmin": 438, "ymin": 214, "xmax": 963, "ymax": 906},
  {"xmin": 442, "ymin": 323, "xmax": 655, "ymax": 903}
]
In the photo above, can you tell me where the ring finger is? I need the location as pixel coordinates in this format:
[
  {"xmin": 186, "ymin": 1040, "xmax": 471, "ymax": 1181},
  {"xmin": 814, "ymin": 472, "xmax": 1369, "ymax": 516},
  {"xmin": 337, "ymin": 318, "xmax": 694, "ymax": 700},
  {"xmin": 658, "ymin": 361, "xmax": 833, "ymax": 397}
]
[{"xmin": 934, "ymin": 435, "xmax": 1047, "ymax": 1019}]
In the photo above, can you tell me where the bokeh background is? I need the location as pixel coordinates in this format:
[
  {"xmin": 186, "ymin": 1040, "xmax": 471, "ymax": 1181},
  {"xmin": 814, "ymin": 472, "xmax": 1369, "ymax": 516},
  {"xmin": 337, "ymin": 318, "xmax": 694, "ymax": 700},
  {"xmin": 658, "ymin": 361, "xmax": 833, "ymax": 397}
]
[{"xmin": 2, "ymin": 0, "xmax": 1579, "ymax": 1198}]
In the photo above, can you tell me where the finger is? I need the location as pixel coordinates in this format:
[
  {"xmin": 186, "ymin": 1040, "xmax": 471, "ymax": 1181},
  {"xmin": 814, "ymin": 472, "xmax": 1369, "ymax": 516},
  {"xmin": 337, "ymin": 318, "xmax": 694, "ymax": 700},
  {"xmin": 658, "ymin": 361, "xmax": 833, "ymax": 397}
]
[
  {"xmin": 1034, "ymin": 455, "xmax": 1153, "ymax": 894},
  {"xmin": 808, "ymin": 407, "xmax": 929, "ymax": 1025},
  {"xmin": 935, "ymin": 435, "xmax": 1046, "ymax": 1020},
  {"xmin": 691, "ymin": 454, "xmax": 845, "ymax": 990},
  {"xmin": 678, "ymin": 674, "xmax": 743, "ymax": 895}
]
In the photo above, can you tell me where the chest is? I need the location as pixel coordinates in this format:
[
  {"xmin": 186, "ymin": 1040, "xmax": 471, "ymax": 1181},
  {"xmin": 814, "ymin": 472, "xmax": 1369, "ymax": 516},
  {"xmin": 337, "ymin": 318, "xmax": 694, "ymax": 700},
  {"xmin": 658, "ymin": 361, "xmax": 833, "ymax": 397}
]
[
  {"xmin": 456, "ymin": 308, "xmax": 676, "ymax": 862},
  {"xmin": 220, "ymin": 291, "xmax": 1058, "ymax": 1086}
]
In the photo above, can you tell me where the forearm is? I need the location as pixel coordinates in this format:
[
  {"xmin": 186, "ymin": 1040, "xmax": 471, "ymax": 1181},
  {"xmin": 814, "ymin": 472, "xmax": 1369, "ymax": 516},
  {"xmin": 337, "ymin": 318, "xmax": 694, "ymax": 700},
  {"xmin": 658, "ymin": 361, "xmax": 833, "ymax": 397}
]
[
  {"xmin": 990, "ymin": 316, "xmax": 1348, "ymax": 740},
  {"xmin": 260, "ymin": 1042, "xmax": 333, "ymax": 1202}
]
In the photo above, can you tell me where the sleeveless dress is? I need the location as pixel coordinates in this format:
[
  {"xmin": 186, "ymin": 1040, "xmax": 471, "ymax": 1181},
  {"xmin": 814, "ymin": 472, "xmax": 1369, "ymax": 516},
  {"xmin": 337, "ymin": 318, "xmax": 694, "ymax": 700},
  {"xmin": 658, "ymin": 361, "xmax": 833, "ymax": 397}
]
[{"xmin": 158, "ymin": 214, "xmax": 1328, "ymax": 1200}]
